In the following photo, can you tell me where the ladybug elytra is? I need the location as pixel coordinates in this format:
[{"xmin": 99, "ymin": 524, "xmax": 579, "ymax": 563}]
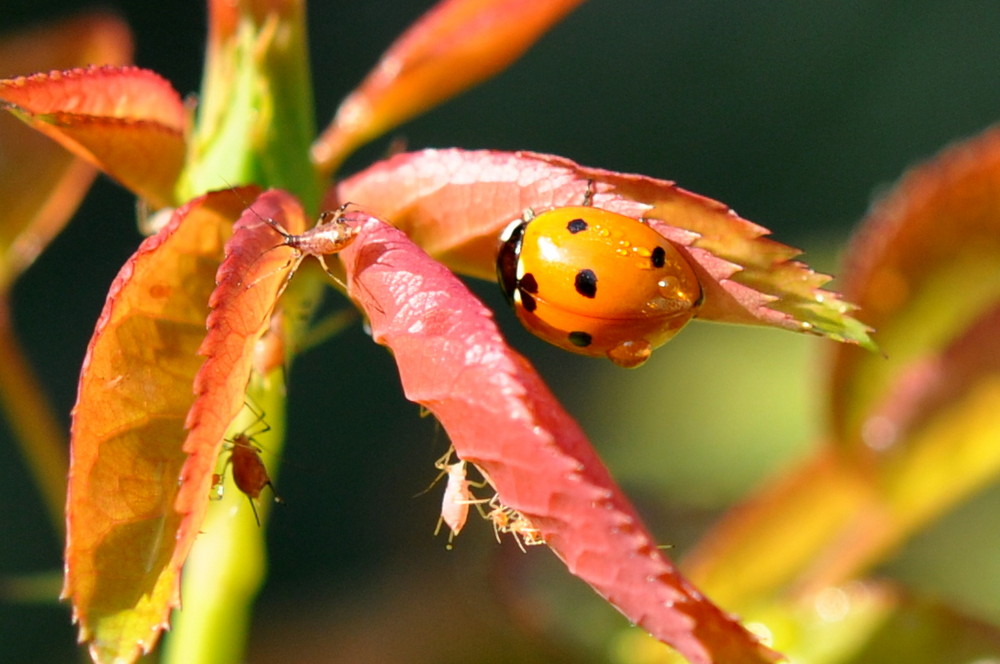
[{"xmin": 497, "ymin": 206, "xmax": 701, "ymax": 368}]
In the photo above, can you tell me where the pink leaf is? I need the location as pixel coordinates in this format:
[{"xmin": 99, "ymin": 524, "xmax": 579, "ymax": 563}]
[
  {"xmin": 339, "ymin": 214, "xmax": 782, "ymax": 664},
  {"xmin": 338, "ymin": 148, "xmax": 873, "ymax": 350}
]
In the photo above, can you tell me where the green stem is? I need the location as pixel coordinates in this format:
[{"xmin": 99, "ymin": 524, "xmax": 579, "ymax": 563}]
[
  {"xmin": 0, "ymin": 296, "xmax": 67, "ymax": 536},
  {"xmin": 183, "ymin": 1, "xmax": 321, "ymax": 213},
  {"xmin": 163, "ymin": 2, "xmax": 322, "ymax": 660},
  {"xmin": 162, "ymin": 371, "xmax": 287, "ymax": 664}
]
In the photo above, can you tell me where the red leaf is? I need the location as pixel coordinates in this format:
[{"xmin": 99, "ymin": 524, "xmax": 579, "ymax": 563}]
[
  {"xmin": 337, "ymin": 148, "xmax": 874, "ymax": 349},
  {"xmin": 340, "ymin": 215, "xmax": 782, "ymax": 664},
  {"xmin": 0, "ymin": 66, "xmax": 186, "ymax": 207},
  {"xmin": 64, "ymin": 189, "xmax": 250, "ymax": 662},
  {"xmin": 174, "ymin": 190, "xmax": 308, "ymax": 577}
]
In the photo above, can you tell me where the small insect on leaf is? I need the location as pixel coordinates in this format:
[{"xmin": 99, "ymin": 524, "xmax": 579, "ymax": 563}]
[
  {"xmin": 245, "ymin": 200, "xmax": 362, "ymax": 293},
  {"xmin": 213, "ymin": 404, "xmax": 282, "ymax": 526},
  {"xmin": 428, "ymin": 448, "xmax": 488, "ymax": 547},
  {"xmin": 484, "ymin": 495, "xmax": 544, "ymax": 552},
  {"xmin": 64, "ymin": 189, "xmax": 258, "ymax": 662},
  {"xmin": 229, "ymin": 433, "xmax": 282, "ymax": 526}
]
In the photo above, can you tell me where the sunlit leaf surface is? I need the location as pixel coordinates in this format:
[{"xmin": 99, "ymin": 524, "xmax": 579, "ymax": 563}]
[
  {"xmin": 338, "ymin": 148, "xmax": 873, "ymax": 349},
  {"xmin": 0, "ymin": 12, "xmax": 132, "ymax": 288},
  {"xmin": 0, "ymin": 65, "xmax": 186, "ymax": 208},
  {"xmin": 64, "ymin": 190, "xmax": 248, "ymax": 662},
  {"xmin": 174, "ymin": 190, "xmax": 307, "ymax": 576}
]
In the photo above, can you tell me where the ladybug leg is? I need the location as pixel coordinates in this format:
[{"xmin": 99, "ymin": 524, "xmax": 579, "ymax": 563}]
[{"xmin": 581, "ymin": 178, "xmax": 596, "ymax": 206}]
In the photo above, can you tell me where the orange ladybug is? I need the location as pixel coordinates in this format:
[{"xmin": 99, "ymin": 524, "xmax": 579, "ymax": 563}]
[{"xmin": 497, "ymin": 206, "xmax": 701, "ymax": 368}]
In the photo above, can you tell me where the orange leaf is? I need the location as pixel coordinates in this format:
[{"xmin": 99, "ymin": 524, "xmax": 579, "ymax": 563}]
[
  {"xmin": 337, "ymin": 148, "xmax": 874, "ymax": 348},
  {"xmin": 0, "ymin": 66, "xmax": 186, "ymax": 208},
  {"xmin": 64, "ymin": 189, "xmax": 250, "ymax": 663},
  {"xmin": 686, "ymin": 127, "xmax": 1000, "ymax": 615},
  {"xmin": 831, "ymin": 124, "xmax": 1000, "ymax": 446},
  {"xmin": 341, "ymin": 215, "xmax": 782, "ymax": 664},
  {"xmin": 0, "ymin": 12, "xmax": 133, "ymax": 288},
  {"xmin": 0, "ymin": 11, "xmax": 132, "ymax": 76},
  {"xmin": 312, "ymin": 0, "xmax": 584, "ymax": 175},
  {"xmin": 683, "ymin": 449, "xmax": 873, "ymax": 607}
]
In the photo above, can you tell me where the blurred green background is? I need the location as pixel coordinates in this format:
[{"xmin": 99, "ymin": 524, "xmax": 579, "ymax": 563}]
[{"xmin": 3, "ymin": 1, "xmax": 1000, "ymax": 661}]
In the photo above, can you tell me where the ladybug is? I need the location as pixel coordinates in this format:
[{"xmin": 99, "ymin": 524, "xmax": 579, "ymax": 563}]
[{"xmin": 496, "ymin": 206, "xmax": 702, "ymax": 368}]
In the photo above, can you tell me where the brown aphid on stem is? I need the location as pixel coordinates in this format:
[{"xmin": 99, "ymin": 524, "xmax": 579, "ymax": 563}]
[
  {"xmin": 228, "ymin": 431, "xmax": 282, "ymax": 526},
  {"xmin": 212, "ymin": 406, "xmax": 282, "ymax": 526}
]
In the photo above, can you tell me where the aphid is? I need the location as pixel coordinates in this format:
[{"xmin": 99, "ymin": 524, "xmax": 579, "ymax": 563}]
[
  {"xmin": 217, "ymin": 178, "xmax": 359, "ymax": 294},
  {"xmin": 212, "ymin": 403, "xmax": 282, "ymax": 526},
  {"xmin": 420, "ymin": 449, "xmax": 542, "ymax": 550},
  {"xmin": 484, "ymin": 496, "xmax": 544, "ymax": 551},
  {"xmin": 254, "ymin": 203, "xmax": 360, "ymax": 284},
  {"xmin": 428, "ymin": 449, "xmax": 488, "ymax": 547},
  {"xmin": 437, "ymin": 458, "xmax": 471, "ymax": 538},
  {"xmin": 228, "ymin": 431, "xmax": 282, "ymax": 526},
  {"xmin": 496, "ymin": 185, "xmax": 702, "ymax": 368},
  {"xmin": 232, "ymin": 189, "xmax": 362, "ymax": 293}
]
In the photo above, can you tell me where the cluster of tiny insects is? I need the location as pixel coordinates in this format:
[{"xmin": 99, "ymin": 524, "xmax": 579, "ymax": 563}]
[{"xmin": 427, "ymin": 447, "xmax": 544, "ymax": 551}]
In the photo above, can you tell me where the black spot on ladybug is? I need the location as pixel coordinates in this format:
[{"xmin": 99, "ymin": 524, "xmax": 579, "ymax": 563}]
[
  {"xmin": 519, "ymin": 272, "xmax": 539, "ymax": 294},
  {"xmin": 575, "ymin": 269, "xmax": 597, "ymax": 298},
  {"xmin": 651, "ymin": 246, "xmax": 667, "ymax": 269},
  {"xmin": 568, "ymin": 331, "xmax": 592, "ymax": 347},
  {"xmin": 520, "ymin": 291, "xmax": 537, "ymax": 313},
  {"xmin": 566, "ymin": 218, "xmax": 588, "ymax": 234}
]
